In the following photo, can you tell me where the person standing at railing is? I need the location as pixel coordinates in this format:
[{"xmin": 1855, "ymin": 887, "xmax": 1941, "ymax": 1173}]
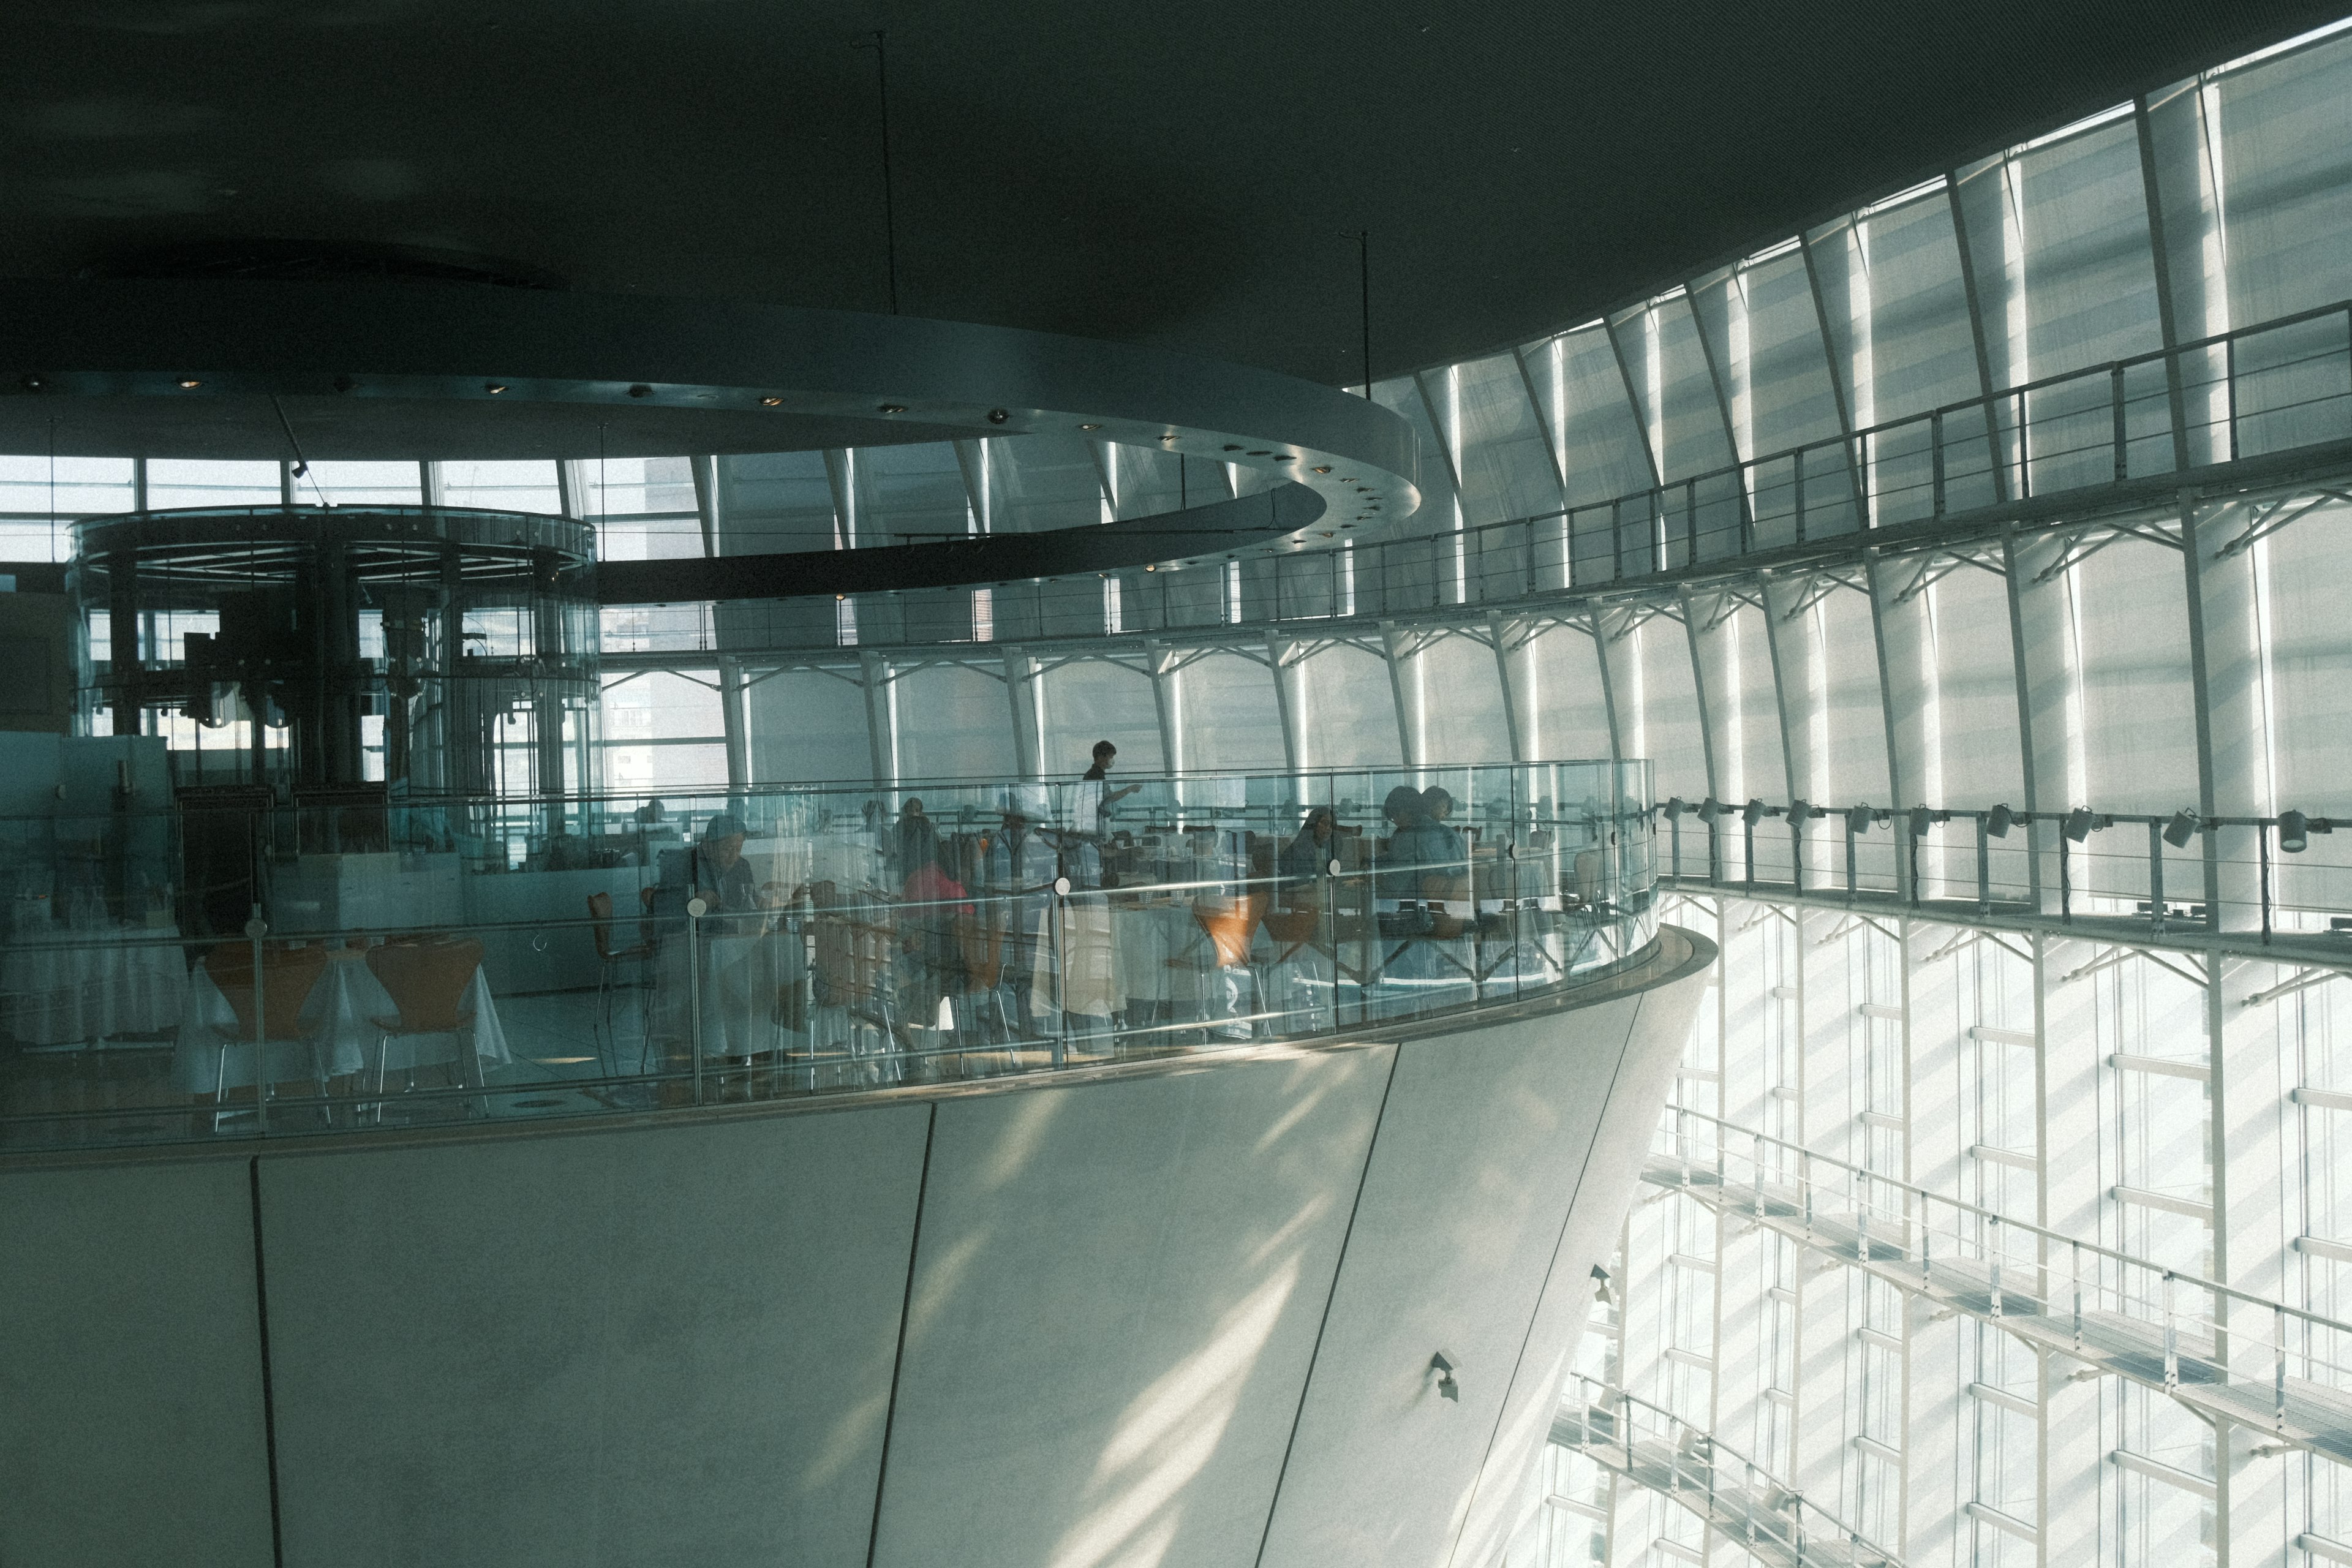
[
  {"xmin": 1038, "ymin": 743, "xmax": 1130, "ymax": 1052},
  {"xmin": 1074, "ymin": 741, "xmax": 1142, "ymax": 840}
]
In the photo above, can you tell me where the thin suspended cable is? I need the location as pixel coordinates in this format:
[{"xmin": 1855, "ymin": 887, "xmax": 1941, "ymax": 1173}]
[
  {"xmin": 856, "ymin": 30, "xmax": 900, "ymax": 314},
  {"xmin": 1358, "ymin": 230, "xmax": 1372, "ymax": 399},
  {"xmin": 268, "ymin": 394, "xmax": 328, "ymax": 507}
]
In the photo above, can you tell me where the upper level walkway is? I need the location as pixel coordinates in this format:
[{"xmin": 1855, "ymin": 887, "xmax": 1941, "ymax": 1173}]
[
  {"xmin": 622, "ymin": 295, "xmax": 2352, "ymax": 660},
  {"xmin": 0, "ymin": 760, "xmax": 1664, "ymax": 1155}
]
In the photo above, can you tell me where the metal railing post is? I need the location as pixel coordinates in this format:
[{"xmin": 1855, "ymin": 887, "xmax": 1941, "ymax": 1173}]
[
  {"xmin": 687, "ymin": 898, "xmax": 706, "ymax": 1104},
  {"xmin": 249, "ymin": 915, "xmax": 268, "ymax": 1136},
  {"xmin": 2275, "ymin": 1303, "xmax": 2290, "ymax": 1432},
  {"xmin": 2072, "ymin": 1240, "xmax": 2084, "ymax": 1351},
  {"xmin": 2015, "ymin": 386, "xmax": 2032, "ymax": 497},
  {"xmin": 2226, "ymin": 334, "xmax": 2240, "ymax": 459},
  {"xmin": 2111, "ymin": 363, "xmax": 2128, "ymax": 480},
  {"xmin": 2165, "ymin": 1270, "xmax": 2180, "ymax": 1389},
  {"xmin": 1977, "ymin": 813, "xmax": 1992, "ymax": 916},
  {"xmin": 1931, "ymin": 409, "xmax": 1947, "ymax": 515},
  {"xmin": 1989, "ymin": 1214, "xmax": 2003, "ymax": 1318}
]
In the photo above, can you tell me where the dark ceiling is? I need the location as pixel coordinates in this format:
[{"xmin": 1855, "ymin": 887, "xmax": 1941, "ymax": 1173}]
[{"xmin": 10, "ymin": 1, "xmax": 2345, "ymax": 386}]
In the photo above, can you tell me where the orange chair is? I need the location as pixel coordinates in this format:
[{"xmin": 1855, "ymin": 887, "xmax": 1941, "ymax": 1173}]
[
  {"xmin": 364, "ymin": 937, "xmax": 486, "ymax": 1112},
  {"xmin": 201, "ymin": 941, "xmax": 333, "ymax": 1119}
]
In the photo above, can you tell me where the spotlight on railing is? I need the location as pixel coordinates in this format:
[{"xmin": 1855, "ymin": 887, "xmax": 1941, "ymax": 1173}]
[
  {"xmin": 1742, "ymin": 798, "xmax": 1766, "ymax": 827},
  {"xmin": 1662, "ymin": 797, "xmax": 1685, "ymax": 822},
  {"xmin": 1698, "ymin": 797, "xmax": 1722, "ymax": 824},
  {"xmin": 2164, "ymin": 808, "xmax": 2200, "ymax": 849},
  {"xmin": 1789, "ymin": 798, "xmax": 1810, "ymax": 825},
  {"xmin": 2280, "ymin": 809, "xmax": 2310, "ymax": 853},
  {"xmin": 1847, "ymin": 804, "xmax": 1875, "ymax": 836},
  {"xmin": 1986, "ymin": 804, "xmax": 2015, "ymax": 839},
  {"xmin": 2064, "ymin": 806, "xmax": 2095, "ymax": 843},
  {"xmin": 1909, "ymin": 805, "xmax": 1936, "ymax": 839}
]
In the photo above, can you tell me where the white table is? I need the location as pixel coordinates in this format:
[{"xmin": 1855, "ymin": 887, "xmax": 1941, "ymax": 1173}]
[
  {"xmin": 1, "ymin": 923, "xmax": 188, "ymax": 1047},
  {"xmin": 172, "ymin": 948, "xmax": 513, "ymax": 1091}
]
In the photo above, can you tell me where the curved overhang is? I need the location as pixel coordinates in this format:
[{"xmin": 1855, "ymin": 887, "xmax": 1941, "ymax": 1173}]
[{"xmin": 0, "ymin": 280, "xmax": 1419, "ymax": 590}]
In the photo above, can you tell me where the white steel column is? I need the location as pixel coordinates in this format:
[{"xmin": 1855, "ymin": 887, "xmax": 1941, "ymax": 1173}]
[
  {"xmin": 1002, "ymin": 646, "xmax": 1042, "ymax": 781},
  {"xmin": 858, "ymin": 649, "xmax": 894, "ymax": 787}
]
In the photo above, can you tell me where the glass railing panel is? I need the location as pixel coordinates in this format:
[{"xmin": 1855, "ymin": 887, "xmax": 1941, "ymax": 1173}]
[{"xmin": 0, "ymin": 763, "xmax": 1660, "ymax": 1152}]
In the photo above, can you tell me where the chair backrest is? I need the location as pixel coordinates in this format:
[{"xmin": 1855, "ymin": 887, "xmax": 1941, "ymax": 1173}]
[
  {"xmin": 205, "ymin": 942, "xmax": 331, "ymax": 1042},
  {"xmin": 366, "ymin": 937, "xmax": 484, "ymax": 1033},
  {"xmin": 587, "ymin": 890, "xmax": 619, "ymax": 959}
]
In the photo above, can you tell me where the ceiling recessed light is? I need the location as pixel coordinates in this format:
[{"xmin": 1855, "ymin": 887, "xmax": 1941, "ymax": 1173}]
[
  {"xmin": 1079, "ymin": 422, "xmax": 1101, "ymax": 431},
  {"xmin": 484, "ymin": 382, "xmax": 508, "ymax": 394},
  {"xmin": 879, "ymin": 402, "xmax": 907, "ymax": 414},
  {"xmin": 627, "ymin": 383, "xmax": 651, "ymax": 398},
  {"xmin": 760, "ymin": 396, "xmax": 783, "ymax": 407},
  {"xmin": 1161, "ymin": 432, "xmax": 1178, "ymax": 442},
  {"xmin": 1222, "ymin": 443, "xmax": 1243, "ymax": 451},
  {"xmin": 1312, "ymin": 465, "xmax": 1332, "ymax": 473},
  {"xmin": 1273, "ymin": 454, "xmax": 1295, "ymax": 462},
  {"xmin": 178, "ymin": 378, "xmax": 201, "ymax": 389},
  {"xmin": 988, "ymin": 409, "xmax": 1010, "ymax": 424},
  {"xmin": 1320, "ymin": 531, "xmax": 1335, "ymax": 537},
  {"xmin": 1247, "ymin": 449, "xmax": 1270, "ymax": 456},
  {"xmin": 1144, "ymin": 564, "xmax": 1156, "ymax": 571}
]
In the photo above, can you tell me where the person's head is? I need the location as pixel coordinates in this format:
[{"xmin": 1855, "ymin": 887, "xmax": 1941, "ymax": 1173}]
[
  {"xmin": 902, "ymin": 797, "xmax": 925, "ymax": 818},
  {"xmin": 1302, "ymin": 805, "xmax": 1335, "ymax": 843},
  {"xmin": 1090, "ymin": 739, "xmax": 1118, "ymax": 774},
  {"xmin": 1382, "ymin": 785, "xmax": 1422, "ymax": 828},
  {"xmin": 1422, "ymin": 786, "xmax": 1455, "ymax": 823},
  {"xmin": 701, "ymin": 812, "xmax": 747, "ymax": 869}
]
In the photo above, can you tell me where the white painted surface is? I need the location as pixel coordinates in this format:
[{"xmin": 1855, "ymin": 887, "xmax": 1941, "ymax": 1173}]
[
  {"xmin": 0, "ymin": 933, "xmax": 1710, "ymax": 1568},
  {"xmin": 258, "ymin": 1106, "xmax": 930, "ymax": 1568},
  {"xmin": 0, "ymin": 1159, "xmax": 275, "ymax": 1568},
  {"xmin": 869, "ymin": 1046, "xmax": 1394, "ymax": 1568},
  {"xmin": 1253, "ymin": 994, "xmax": 1651, "ymax": 1568},
  {"xmin": 1445, "ymin": 974, "xmax": 1708, "ymax": 1568}
]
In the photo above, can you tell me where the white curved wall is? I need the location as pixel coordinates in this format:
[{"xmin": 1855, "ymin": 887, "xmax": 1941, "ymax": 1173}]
[{"xmin": 0, "ymin": 935, "xmax": 1708, "ymax": 1568}]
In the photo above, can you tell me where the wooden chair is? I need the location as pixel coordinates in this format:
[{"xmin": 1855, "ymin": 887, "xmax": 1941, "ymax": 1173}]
[
  {"xmin": 201, "ymin": 941, "xmax": 333, "ymax": 1125},
  {"xmin": 364, "ymin": 937, "xmax": 486, "ymax": 1117}
]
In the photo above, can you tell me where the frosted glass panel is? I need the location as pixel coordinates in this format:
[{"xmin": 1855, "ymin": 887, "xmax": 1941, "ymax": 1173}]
[
  {"xmin": 719, "ymin": 451, "xmax": 837, "ymax": 554},
  {"xmin": 1294, "ymin": 644, "xmax": 1401, "ymax": 770},
  {"xmin": 746, "ymin": 669, "xmax": 871, "ymax": 784},
  {"xmin": 893, "ymin": 662, "xmax": 1017, "ymax": 780},
  {"xmin": 1173, "ymin": 653, "xmax": 1284, "ymax": 772},
  {"xmin": 1400, "ymin": 633, "xmax": 1510, "ymax": 765},
  {"xmin": 1517, "ymin": 624, "xmax": 1613, "ymax": 763},
  {"xmin": 2069, "ymin": 540, "xmax": 2198, "ymax": 814},
  {"xmin": 1926, "ymin": 565, "xmax": 2026, "ymax": 805},
  {"xmin": 1608, "ymin": 616, "xmax": 1709, "ymax": 800},
  {"xmin": 1038, "ymin": 657, "xmax": 1164, "ymax": 774}
]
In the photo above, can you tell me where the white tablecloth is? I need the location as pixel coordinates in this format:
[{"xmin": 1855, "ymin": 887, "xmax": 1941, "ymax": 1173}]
[
  {"xmin": 1, "ymin": 924, "xmax": 188, "ymax": 1047},
  {"xmin": 172, "ymin": 949, "xmax": 512, "ymax": 1091}
]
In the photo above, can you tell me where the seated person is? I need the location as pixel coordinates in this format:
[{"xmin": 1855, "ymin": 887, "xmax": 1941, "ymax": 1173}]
[{"xmin": 690, "ymin": 812, "xmax": 763, "ymax": 930}]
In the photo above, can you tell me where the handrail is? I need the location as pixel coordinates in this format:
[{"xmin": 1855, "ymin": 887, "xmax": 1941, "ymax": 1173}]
[
  {"xmin": 1656, "ymin": 1104, "xmax": 2351, "ymax": 1340},
  {"xmin": 1555, "ymin": 1370, "xmax": 1904, "ymax": 1566},
  {"xmin": 654, "ymin": 294, "xmax": 2352, "ymax": 655},
  {"xmin": 1647, "ymin": 794, "xmax": 2352, "ymax": 952}
]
